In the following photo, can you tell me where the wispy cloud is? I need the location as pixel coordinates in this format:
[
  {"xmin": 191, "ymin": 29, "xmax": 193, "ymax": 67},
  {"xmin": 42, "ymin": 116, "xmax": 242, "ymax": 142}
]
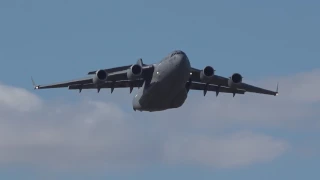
[{"xmin": 0, "ymin": 69, "xmax": 318, "ymax": 171}]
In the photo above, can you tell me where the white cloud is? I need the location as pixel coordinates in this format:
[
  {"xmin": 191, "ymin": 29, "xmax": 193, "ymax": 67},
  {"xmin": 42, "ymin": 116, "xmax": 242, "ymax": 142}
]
[
  {"xmin": 0, "ymin": 69, "xmax": 319, "ymax": 171},
  {"xmin": 275, "ymin": 69, "xmax": 320, "ymax": 103},
  {"xmin": 163, "ymin": 132, "xmax": 289, "ymax": 168},
  {"xmin": 0, "ymin": 83, "xmax": 42, "ymax": 112}
]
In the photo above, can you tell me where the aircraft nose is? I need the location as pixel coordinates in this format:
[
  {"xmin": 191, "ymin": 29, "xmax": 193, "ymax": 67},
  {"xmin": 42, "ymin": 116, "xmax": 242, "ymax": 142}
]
[
  {"xmin": 174, "ymin": 51, "xmax": 190, "ymax": 67},
  {"xmin": 176, "ymin": 53, "xmax": 187, "ymax": 60}
]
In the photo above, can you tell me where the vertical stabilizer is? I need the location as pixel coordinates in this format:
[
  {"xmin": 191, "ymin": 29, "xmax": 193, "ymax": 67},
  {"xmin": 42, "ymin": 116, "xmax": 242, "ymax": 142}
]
[
  {"xmin": 276, "ymin": 82, "xmax": 279, "ymax": 96},
  {"xmin": 136, "ymin": 58, "xmax": 143, "ymax": 66}
]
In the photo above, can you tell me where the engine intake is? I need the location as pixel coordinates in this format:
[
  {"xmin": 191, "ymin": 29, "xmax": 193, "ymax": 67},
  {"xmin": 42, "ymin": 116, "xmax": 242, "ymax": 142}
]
[
  {"xmin": 97, "ymin": 70, "xmax": 107, "ymax": 79},
  {"xmin": 204, "ymin": 66, "xmax": 214, "ymax": 76},
  {"xmin": 200, "ymin": 66, "xmax": 215, "ymax": 83},
  {"xmin": 231, "ymin": 73, "xmax": 242, "ymax": 83},
  {"xmin": 132, "ymin": 64, "xmax": 142, "ymax": 75},
  {"xmin": 93, "ymin": 69, "xmax": 108, "ymax": 84},
  {"xmin": 127, "ymin": 64, "xmax": 143, "ymax": 80},
  {"xmin": 228, "ymin": 73, "xmax": 242, "ymax": 88}
]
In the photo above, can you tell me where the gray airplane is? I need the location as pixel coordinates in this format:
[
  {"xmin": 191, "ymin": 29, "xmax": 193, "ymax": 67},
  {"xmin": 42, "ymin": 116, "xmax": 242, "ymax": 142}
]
[{"xmin": 32, "ymin": 50, "xmax": 278, "ymax": 112}]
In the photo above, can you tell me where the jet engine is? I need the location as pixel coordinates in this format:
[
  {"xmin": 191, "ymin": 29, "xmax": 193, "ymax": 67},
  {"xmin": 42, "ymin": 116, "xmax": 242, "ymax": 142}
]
[
  {"xmin": 127, "ymin": 64, "xmax": 143, "ymax": 80},
  {"xmin": 200, "ymin": 66, "xmax": 215, "ymax": 83},
  {"xmin": 93, "ymin": 69, "xmax": 108, "ymax": 84},
  {"xmin": 228, "ymin": 73, "xmax": 243, "ymax": 88}
]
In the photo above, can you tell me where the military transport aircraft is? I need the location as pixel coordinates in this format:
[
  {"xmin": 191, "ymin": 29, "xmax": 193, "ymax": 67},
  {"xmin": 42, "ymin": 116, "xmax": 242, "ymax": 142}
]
[{"xmin": 32, "ymin": 50, "xmax": 278, "ymax": 112}]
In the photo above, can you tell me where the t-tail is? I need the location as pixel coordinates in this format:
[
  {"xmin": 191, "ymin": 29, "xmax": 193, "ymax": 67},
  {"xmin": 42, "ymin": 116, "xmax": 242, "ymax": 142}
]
[
  {"xmin": 31, "ymin": 77, "xmax": 39, "ymax": 89},
  {"xmin": 275, "ymin": 82, "xmax": 279, "ymax": 96},
  {"xmin": 136, "ymin": 58, "xmax": 143, "ymax": 66}
]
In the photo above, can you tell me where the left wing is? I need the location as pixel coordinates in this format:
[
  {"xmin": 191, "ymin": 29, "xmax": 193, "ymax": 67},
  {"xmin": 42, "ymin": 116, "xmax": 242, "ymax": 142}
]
[
  {"xmin": 188, "ymin": 82, "xmax": 245, "ymax": 96},
  {"xmin": 190, "ymin": 67, "xmax": 278, "ymax": 96}
]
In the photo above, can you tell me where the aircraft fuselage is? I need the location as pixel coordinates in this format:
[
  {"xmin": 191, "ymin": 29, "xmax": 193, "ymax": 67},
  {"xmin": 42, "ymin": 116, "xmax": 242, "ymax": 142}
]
[{"xmin": 132, "ymin": 50, "xmax": 191, "ymax": 112}]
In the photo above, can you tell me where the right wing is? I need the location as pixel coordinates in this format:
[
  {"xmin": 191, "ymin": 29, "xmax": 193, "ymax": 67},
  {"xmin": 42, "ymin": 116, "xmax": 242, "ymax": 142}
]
[
  {"xmin": 32, "ymin": 76, "xmax": 94, "ymax": 89},
  {"xmin": 86, "ymin": 58, "xmax": 153, "ymax": 81},
  {"xmin": 68, "ymin": 80, "xmax": 144, "ymax": 93},
  {"xmin": 87, "ymin": 65, "xmax": 131, "ymax": 75},
  {"xmin": 32, "ymin": 75, "xmax": 145, "ymax": 91},
  {"xmin": 32, "ymin": 58, "xmax": 154, "ymax": 90},
  {"xmin": 87, "ymin": 59, "xmax": 149, "ymax": 75}
]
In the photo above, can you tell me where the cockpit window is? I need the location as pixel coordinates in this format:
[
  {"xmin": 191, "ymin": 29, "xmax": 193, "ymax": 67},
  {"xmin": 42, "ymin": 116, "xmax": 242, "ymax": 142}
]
[{"xmin": 170, "ymin": 51, "xmax": 185, "ymax": 57}]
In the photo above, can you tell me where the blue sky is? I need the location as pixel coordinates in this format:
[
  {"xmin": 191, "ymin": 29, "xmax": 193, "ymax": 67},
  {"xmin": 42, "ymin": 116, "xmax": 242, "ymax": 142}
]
[{"xmin": 0, "ymin": 0, "xmax": 319, "ymax": 179}]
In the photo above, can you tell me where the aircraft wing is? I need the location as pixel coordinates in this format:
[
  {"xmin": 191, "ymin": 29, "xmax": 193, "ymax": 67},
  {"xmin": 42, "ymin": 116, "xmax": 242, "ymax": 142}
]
[
  {"xmin": 69, "ymin": 80, "xmax": 144, "ymax": 92},
  {"xmin": 188, "ymin": 82, "xmax": 245, "ymax": 96},
  {"xmin": 190, "ymin": 68, "xmax": 278, "ymax": 96},
  {"xmin": 87, "ymin": 60, "xmax": 150, "ymax": 75},
  {"xmin": 32, "ymin": 58, "xmax": 154, "ymax": 90},
  {"xmin": 31, "ymin": 70, "xmax": 141, "ymax": 89},
  {"xmin": 190, "ymin": 68, "xmax": 228, "ymax": 86},
  {"xmin": 87, "ymin": 65, "xmax": 131, "ymax": 75},
  {"xmin": 32, "ymin": 77, "xmax": 94, "ymax": 89},
  {"xmin": 33, "ymin": 76, "xmax": 144, "ymax": 92}
]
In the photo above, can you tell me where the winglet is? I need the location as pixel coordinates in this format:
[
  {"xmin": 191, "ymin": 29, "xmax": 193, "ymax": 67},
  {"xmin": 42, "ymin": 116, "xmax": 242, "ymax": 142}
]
[
  {"xmin": 31, "ymin": 77, "xmax": 39, "ymax": 89},
  {"xmin": 275, "ymin": 82, "xmax": 279, "ymax": 96},
  {"xmin": 136, "ymin": 58, "xmax": 143, "ymax": 66}
]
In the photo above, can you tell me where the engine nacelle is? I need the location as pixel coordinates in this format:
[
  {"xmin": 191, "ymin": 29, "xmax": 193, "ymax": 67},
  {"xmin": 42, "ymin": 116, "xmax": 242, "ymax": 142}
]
[
  {"xmin": 93, "ymin": 69, "xmax": 108, "ymax": 84},
  {"xmin": 228, "ymin": 73, "xmax": 243, "ymax": 88},
  {"xmin": 200, "ymin": 66, "xmax": 215, "ymax": 83},
  {"xmin": 127, "ymin": 64, "xmax": 143, "ymax": 80}
]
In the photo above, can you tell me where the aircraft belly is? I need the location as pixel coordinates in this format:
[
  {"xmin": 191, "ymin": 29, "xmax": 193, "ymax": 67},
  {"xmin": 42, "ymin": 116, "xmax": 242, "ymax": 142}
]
[
  {"xmin": 169, "ymin": 88, "xmax": 187, "ymax": 108},
  {"xmin": 135, "ymin": 57, "xmax": 190, "ymax": 111},
  {"xmin": 138, "ymin": 82, "xmax": 168, "ymax": 108},
  {"xmin": 138, "ymin": 75, "xmax": 187, "ymax": 111}
]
